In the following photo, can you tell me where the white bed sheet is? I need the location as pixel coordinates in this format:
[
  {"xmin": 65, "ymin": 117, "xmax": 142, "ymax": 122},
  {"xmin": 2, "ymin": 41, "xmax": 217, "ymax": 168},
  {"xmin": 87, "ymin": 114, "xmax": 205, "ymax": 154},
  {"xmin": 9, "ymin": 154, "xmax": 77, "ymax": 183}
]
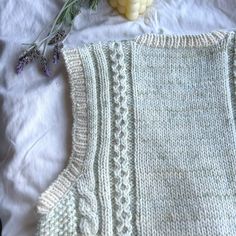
[{"xmin": 0, "ymin": 0, "xmax": 236, "ymax": 235}]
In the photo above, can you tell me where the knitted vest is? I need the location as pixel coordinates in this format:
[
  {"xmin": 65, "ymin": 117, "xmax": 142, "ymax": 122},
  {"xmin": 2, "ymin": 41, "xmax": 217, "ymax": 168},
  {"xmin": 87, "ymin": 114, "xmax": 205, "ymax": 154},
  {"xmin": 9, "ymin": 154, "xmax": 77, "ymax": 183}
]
[{"xmin": 36, "ymin": 31, "xmax": 236, "ymax": 236}]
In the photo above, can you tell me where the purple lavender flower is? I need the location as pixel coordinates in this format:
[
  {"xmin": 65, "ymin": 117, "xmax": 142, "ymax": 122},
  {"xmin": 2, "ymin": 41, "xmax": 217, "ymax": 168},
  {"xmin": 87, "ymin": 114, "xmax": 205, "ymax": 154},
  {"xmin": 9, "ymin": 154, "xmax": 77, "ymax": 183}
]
[
  {"xmin": 40, "ymin": 56, "xmax": 51, "ymax": 77},
  {"xmin": 53, "ymin": 43, "xmax": 64, "ymax": 64},
  {"xmin": 16, "ymin": 46, "xmax": 40, "ymax": 74},
  {"xmin": 16, "ymin": 60, "xmax": 25, "ymax": 74},
  {"xmin": 48, "ymin": 30, "xmax": 66, "ymax": 45}
]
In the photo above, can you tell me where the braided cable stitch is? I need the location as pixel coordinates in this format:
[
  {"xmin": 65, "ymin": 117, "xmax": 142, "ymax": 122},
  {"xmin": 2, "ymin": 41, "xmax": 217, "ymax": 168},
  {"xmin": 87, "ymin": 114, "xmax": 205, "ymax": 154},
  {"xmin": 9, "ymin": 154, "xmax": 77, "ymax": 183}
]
[{"xmin": 110, "ymin": 42, "xmax": 133, "ymax": 235}]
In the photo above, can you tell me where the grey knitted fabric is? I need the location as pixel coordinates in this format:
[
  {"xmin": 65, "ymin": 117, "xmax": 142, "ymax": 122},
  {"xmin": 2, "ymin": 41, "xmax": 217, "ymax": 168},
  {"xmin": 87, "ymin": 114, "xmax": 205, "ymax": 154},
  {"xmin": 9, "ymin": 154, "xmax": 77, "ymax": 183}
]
[{"xmin": 36, "ymin": 31, "xmax": 236, "ymax": 235}]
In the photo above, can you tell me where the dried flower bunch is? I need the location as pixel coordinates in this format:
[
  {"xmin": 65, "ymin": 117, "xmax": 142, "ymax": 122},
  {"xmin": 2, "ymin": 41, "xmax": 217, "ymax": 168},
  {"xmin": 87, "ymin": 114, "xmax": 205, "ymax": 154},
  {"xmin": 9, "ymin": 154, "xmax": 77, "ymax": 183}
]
[{"xmin": 16, "ymin": 0, "xmax": 99, "ymax": 77}]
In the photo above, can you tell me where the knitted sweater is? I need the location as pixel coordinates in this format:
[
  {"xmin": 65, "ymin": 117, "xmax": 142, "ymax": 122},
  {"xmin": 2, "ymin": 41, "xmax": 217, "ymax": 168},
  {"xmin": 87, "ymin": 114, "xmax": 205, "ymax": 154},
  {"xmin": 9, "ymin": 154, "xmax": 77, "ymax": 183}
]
[{"xmin": 36, "ymin": 31, "xmax": 236, "ymax": 236}]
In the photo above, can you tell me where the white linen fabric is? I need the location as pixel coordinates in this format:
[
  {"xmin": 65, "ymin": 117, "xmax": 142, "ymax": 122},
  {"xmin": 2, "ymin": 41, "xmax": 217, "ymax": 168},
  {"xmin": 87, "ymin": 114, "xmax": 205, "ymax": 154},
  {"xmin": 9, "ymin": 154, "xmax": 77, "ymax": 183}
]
[{"xmin": 0, "ymin": 0, "xmax": 236, "ymax": 236}]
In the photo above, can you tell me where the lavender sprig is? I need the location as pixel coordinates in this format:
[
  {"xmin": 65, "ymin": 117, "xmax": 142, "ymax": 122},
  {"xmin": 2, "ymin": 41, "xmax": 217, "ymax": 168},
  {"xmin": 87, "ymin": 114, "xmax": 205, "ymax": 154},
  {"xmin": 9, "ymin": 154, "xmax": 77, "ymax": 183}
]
[
  {"xmin": 40, "ymin": 56, "xmax": 51, "ymax": 77},
  {"xmin": 53, "ymin": 43, "xmax": 64, "ymax": 64},
  {"xmin": 16, "ymin": 46, "xmax": 40, "ymax": 74},
  {"xmin": 16, "ymin": 0, "xmax": 100, "ymax": 77},
  {"xmin": 48, "ymin": 30, "xmax": 66, "ymax": 45}
]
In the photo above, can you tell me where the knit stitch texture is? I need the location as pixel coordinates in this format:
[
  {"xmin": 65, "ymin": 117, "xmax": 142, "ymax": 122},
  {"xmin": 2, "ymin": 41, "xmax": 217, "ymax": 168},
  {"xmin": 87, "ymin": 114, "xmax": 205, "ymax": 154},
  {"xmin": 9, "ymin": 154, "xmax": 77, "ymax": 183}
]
[{"xmin": 36, "ymin": 31, "xmax": 236, "ymax": 235}]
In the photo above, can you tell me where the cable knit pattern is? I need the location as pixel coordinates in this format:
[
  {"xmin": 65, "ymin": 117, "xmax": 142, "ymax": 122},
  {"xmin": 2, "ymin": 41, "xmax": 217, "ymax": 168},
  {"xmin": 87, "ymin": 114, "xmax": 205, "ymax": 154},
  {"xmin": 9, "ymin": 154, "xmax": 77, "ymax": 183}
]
[
  {"xmin": 77, "ymin": 180, "xmax": 98, "ymax": 235},
  {"xmin": 109, "ymin": 42, "xmax": 132, "ymax": 235},
  {"xmin": 36, "ymin": 31, "xmax": 236, "ymax": 236}
]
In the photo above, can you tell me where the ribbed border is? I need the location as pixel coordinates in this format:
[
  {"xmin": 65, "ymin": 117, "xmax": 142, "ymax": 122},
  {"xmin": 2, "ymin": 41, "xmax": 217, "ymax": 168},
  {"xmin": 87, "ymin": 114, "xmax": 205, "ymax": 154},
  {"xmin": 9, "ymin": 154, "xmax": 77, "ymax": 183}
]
[
  {"xmin": 36, "ymin": 49, "xmax": 88, "ymax": 214},
  {"xmin": 135, "ymin": 31, "xmax": 228, "ymax": 48},
  {"xmin": 233, "ymin": 33, "xmax": 236, "ymax": 101},
  {"xmin": 231, "ymin": 33, "xmax": 236, "ymax": 142}
]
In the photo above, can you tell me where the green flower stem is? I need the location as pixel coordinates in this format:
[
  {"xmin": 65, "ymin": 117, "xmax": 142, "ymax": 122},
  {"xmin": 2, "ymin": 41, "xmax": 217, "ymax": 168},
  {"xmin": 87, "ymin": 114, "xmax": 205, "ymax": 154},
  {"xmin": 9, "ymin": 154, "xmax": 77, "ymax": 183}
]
[
  {"xmin": 42, "ymin": 0, "xmax": 78, "ymax": 56},
  {"xmin": 23, "ymin": 33, "xmax": 57, "ymax": 55}
]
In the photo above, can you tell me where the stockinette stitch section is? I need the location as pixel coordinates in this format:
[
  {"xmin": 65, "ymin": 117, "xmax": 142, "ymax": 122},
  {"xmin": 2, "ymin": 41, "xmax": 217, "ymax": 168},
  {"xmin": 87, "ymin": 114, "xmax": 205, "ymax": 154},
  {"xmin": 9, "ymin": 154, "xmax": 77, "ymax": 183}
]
[{"xmin": 36, "ymin": 31, "xmax": 236, "ymax": 235}]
